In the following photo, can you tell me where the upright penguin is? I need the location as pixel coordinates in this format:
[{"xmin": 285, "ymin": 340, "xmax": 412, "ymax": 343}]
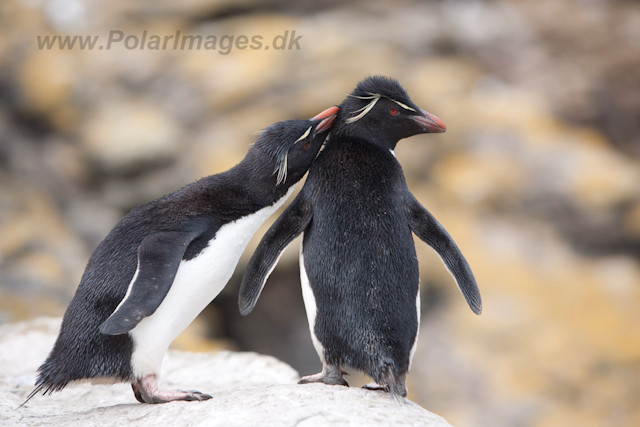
[
  {"xmin": 27, "ymin": 107, "xmax": 338, "ymax": 405},
  {"xmin": 239, "ymin": 76, "xmax": 481, "ymax": 398}
]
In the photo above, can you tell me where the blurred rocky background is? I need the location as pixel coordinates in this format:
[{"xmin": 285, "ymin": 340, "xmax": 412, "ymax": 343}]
[{"xmin": 0, "ymin": 0, "xmax": 639, "ymax": 425}]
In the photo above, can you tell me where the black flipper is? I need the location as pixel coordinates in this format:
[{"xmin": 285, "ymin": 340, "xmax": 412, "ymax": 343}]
[
  {"xmin": 99, "ymin": 230, "xmax": 202, "ymax": 335},
  {"xmin": 404, "ymin": 192, "xmax": 482, "ymax": 314},
  {"xmin": 239, "ymin": 195, "xmax": 313, "ymax": 316}
]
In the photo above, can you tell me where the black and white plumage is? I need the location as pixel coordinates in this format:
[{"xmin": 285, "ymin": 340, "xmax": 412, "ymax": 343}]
[
  {"xmin": 239, "ymin": 76, "xmax": 481, "ymax": 398},
  {"xmin": 25, "ymin": 107, "xmax": 338, "ymax": 405}
]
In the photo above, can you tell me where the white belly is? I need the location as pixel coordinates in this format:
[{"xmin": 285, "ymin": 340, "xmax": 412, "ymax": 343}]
[
  {"xmin": 299, "ymin": 233, "xmax": 326, "ymax": 363},
  {"xmin": 129, "ymin": 186, "xmax": 295, "ymax": 378},
  {"xmin": 409, "ymin": 288, "xmax": 420, "ymax": 369}
]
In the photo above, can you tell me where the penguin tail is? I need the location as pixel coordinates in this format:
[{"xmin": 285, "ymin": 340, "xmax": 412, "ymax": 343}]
[
  {"xmin": 376, "ymin": 362, "xmax": 408, "ymax": 402},
  {"xmin": 16, "ymin": 384, "xmax": 45, "ymax": 410},
  {"xmin": 16, "ymin": 362, "xmax": 71, "ymax": 409}
]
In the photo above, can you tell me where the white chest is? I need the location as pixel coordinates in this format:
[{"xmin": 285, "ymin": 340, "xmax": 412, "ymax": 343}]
[{"xmin": 128, "ymin": 186, "xmax": 295, "ymax": 377}]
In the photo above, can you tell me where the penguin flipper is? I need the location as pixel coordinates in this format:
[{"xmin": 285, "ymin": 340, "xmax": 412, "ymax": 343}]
[
  {"xmin": 239, "ymin": 195, "xmax": 313, "ymax": 316},
  {"xmin": 404, "ymin": 192, "xmax": 482, "ymax": 314},
  {"xmin": 100, "ymin": 230, "xmax": 202, "ymax": 335}
]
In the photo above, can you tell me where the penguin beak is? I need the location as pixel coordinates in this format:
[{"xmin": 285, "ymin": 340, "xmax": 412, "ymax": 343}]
[
  {"xmin": 310, "ymin": 106, "xmax": 339, "ymax": 134},
  {"xmin": 410, "ymin": 109, "xmax": 446, "ymax": 133}
]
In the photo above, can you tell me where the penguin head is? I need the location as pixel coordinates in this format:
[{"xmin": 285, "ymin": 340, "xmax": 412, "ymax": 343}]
[
  {"xmin": 255, "ymin": 106, "xmax": 338, "ymax": 186},
  {"xmin": 333, "ymin": 75, "xmax": 446, "ymax": 149}
]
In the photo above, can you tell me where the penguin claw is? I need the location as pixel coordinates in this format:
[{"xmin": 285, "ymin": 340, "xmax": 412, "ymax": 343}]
[
  {"xmin": 132, "ymin": 383, "xmax": 145, "ymax": 403},
  {"xmin": 184, "ymin": 390, "xmax": 212, "ymax": 401},
  {"xmin": 179, "ymin": 391, "xmax": 212, "ymax": 402}
]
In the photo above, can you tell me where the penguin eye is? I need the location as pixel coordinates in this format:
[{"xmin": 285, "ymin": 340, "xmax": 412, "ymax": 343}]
[
  {"xmin": 303, "ymin": 140, "xmax": 311, "ymax": 150},
  {"xmin": 389, "ymin": 109, "xmax": 399, "ymax": 116},
  {"xmin": 294, "ymin": 126, "xmax": 313, "ymax": 149}
]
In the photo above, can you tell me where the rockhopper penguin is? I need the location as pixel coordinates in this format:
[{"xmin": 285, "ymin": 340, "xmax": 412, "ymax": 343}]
[
  {"xmin": 26, "ymin": 106, "xmax": 338, "ymax": 404},
  {"xmin": 239, "ymin": 76, "xmax": 481, "ymax": 398}
]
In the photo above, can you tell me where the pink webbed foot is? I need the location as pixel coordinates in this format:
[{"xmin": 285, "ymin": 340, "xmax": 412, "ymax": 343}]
[{"xmin": 132, "ymin": 374, "xmax": 212, "ymax": 404}]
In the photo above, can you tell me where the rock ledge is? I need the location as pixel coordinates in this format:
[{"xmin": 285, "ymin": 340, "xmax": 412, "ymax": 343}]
[{"xmin": 0, "ymin": 318, "xmax": 451, "ymax": 426}]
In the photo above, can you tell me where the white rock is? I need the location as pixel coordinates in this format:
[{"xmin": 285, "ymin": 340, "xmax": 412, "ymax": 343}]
[{"xmin": 0, "ymin": 318, "xmax": 452, "ymax": 427}]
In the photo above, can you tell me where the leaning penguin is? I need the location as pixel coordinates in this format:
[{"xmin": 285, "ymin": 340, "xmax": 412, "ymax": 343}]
[
  {"xmin": 25, "ymin": 107, "xmax": 338, "ymax": 405},
  {"xmin": 239, "ymin": 76, "xmax": 481, "ymax": 398}
]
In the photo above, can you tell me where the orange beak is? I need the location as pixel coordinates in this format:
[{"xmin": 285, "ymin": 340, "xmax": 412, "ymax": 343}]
[
  {"xmin": 310, "ymin": 106, "xmax": 339, "ymax": 133},
  {"xmin": 411, "ymin": 109, "xmax": 446, "ymax": 133}
]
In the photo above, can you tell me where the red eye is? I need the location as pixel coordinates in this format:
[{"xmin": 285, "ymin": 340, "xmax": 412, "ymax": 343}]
[
  {"xmin": 303, "ymin": 141, "xmax": 310, "ymax": 149},
  {"xmin": 389, "ymin": 109, "xmax": 399, "ymax": 116}
]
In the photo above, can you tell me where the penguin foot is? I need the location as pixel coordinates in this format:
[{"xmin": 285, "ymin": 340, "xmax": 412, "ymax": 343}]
[
  {"xmin": 298, "ymin": 364, "xmax": 349, "ymax": 386},
  {"xmin": 363, "ymin": 381, "xmax": 408, "ymax": 398},
  {"xmin": 298, "ymin": 373, "xmax": 349, "ymax": 386},
  {"xmin": 134, "ymin": 375, "xmax": 212, "ymax": 404},
  {"xmin": 362, "ymin": 382, "xmax": 386, "ymax": 392}
]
